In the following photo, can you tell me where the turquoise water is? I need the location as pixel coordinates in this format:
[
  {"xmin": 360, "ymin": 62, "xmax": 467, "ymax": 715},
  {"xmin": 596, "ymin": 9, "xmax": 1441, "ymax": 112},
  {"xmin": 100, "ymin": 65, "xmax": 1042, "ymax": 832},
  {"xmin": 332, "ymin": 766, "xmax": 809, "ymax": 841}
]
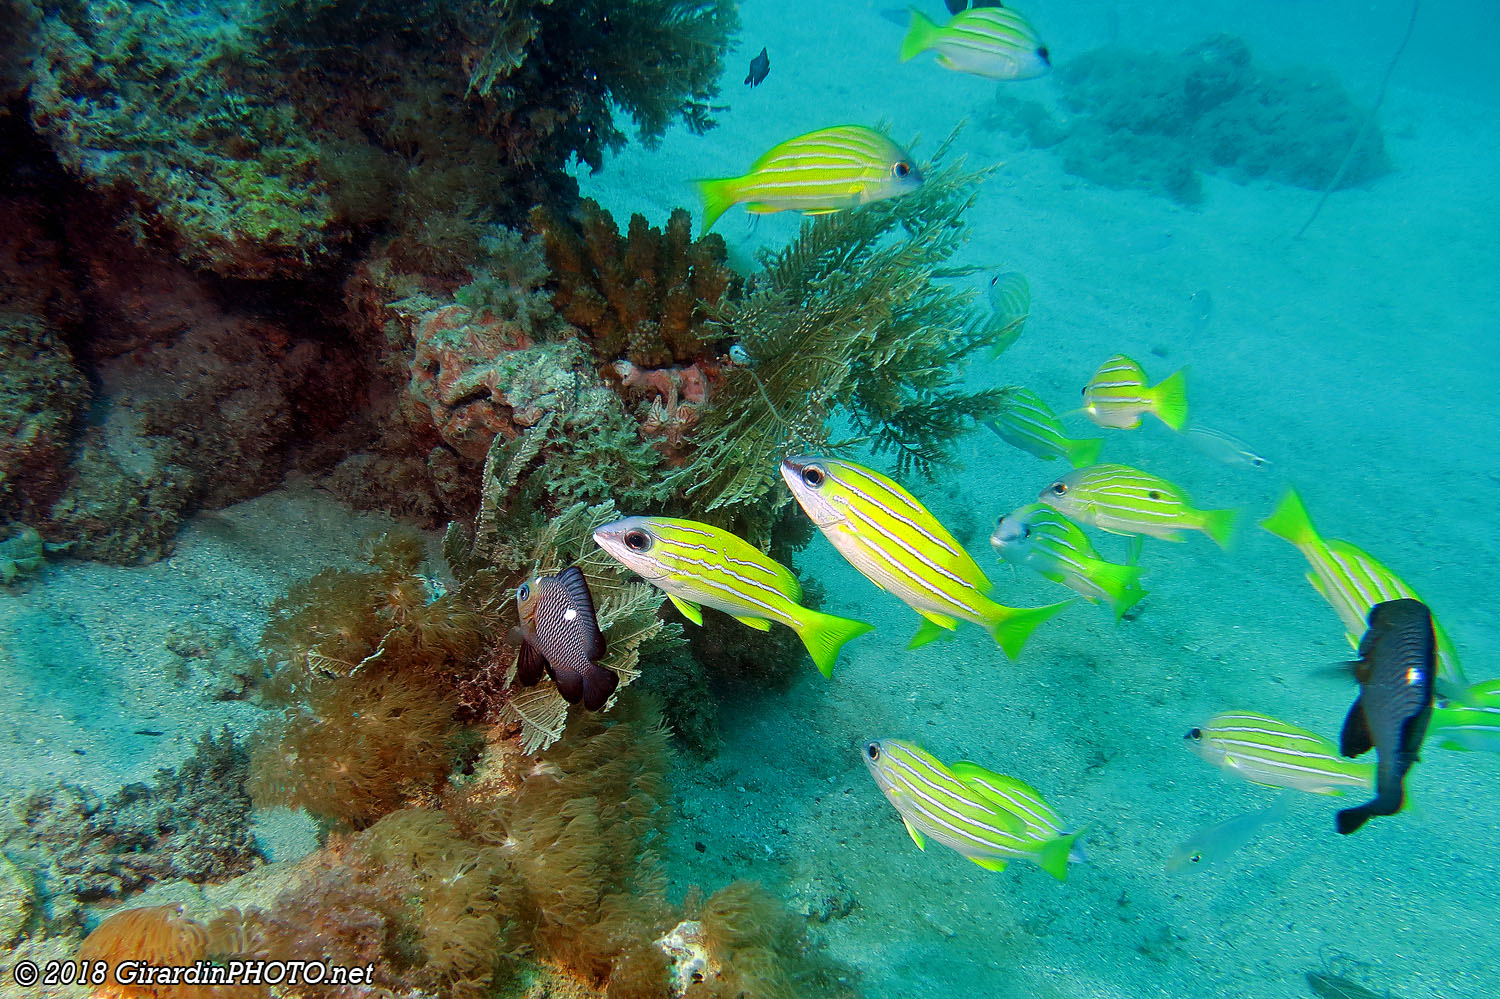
[{"xmin": 2, "ymin": 0, "xmax": 1497, "ymax": 996}]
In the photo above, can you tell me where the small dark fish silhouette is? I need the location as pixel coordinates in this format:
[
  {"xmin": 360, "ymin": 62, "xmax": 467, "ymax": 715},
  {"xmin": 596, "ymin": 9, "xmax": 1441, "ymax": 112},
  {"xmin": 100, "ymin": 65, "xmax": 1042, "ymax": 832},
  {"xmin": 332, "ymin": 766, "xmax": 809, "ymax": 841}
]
[
  {"xmin": 1336, "ymin": 598, "xmax": 1436, "ymax": 834},
  {"xmin": 513, "ymin": 566, "xmax": 617, "ymax": 711},
  {"xmin": 1306, "ymin": 971, "xmax": 1389, "ymax": 999},
  {"xmin": 745, "ymin": 47, "xmax": 769, "ymax": 87}
]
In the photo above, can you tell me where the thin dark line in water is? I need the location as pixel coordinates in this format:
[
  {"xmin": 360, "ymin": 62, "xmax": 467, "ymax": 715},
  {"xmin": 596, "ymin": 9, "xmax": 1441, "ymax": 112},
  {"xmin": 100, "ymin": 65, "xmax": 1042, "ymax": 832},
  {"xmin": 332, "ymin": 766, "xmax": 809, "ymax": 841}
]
[{"xmin": 1294, "ymin": 0, "xmax": 1420, "ymax": 240}]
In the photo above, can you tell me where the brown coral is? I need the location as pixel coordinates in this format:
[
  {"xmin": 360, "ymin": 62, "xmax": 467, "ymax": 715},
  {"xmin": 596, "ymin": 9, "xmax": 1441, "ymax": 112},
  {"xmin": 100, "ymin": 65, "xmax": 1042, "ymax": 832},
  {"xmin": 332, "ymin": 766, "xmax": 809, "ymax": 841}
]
[
  {"xmin": 76, "ymin": 904, "xmax": 264, "ymax": 999},
  {"xmin": 248, "ymin": 530, "xmax": 493, "ymax": 828},
  {"xmin": 530, "ymin": 200, "xmax": 737, "ymax": 369}
]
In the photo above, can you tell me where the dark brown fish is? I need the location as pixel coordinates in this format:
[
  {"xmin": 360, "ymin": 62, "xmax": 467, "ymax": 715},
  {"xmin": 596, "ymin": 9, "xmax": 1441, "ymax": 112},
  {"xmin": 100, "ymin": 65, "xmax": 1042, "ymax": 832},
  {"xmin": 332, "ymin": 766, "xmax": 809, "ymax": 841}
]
[
  {"xmin": 513, "ymin": 566, "xmax": 616, "ymax": 711},
  {"xmin": 1336, "ymin": 598, "xmax": 1436, "ymax": 834},
  {"xmin": 745, "ymin": 47, "xmax": 769, "ymax": 87}
]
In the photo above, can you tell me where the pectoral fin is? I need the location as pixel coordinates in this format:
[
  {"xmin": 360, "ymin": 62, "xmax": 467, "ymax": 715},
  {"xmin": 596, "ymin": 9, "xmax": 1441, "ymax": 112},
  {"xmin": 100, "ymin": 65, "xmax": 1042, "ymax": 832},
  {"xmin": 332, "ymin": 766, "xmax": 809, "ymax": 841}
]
[
  {"xmin": 1340, "ymin": 695, "xmax": 1374, "ymax": 758},
  {"xmin": 908, "ymin": 612, "xmax": 959, "ymax": 649},
  {"xmin": 668, "ymin": 594, "xmax": 704, "ymax": 625}
]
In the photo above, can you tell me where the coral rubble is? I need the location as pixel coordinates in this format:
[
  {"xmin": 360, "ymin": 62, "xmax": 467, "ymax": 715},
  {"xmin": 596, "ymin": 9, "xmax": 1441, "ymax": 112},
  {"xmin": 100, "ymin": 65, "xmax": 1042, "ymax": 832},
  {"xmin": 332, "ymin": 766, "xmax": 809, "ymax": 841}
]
[
  {"xmin": 1, "ymin": 730, "xmax": 261, "ymax": 932},
  {"xmin": 986, "ymin": 34, "xmax": 1391, "ymax": 205}
]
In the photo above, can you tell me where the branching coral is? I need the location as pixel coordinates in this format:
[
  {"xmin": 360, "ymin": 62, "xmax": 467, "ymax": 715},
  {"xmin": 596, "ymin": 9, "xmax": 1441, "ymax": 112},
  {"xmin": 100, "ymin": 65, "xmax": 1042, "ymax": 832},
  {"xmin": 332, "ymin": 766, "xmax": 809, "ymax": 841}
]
[
  {"xmin": 531, "ymin": 200, "xmax": 737, "ymax": 368},
  {"xmin": 672, "ymin": 130, "xmax": 1013, "ymax": 539}
]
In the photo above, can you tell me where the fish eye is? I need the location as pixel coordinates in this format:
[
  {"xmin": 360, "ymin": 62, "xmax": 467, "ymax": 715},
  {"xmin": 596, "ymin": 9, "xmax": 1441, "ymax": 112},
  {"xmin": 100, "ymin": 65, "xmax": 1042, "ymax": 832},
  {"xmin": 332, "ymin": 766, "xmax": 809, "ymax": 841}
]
[
  {"xmin": 1187, "ymin": 727, "xmax": 1203, "ymax": 741},
  {"xmin": 865, "ymin": 742, "xmax": 880, "ymax": 761},
  {"xmin": 1050, "ymin": 482, "xmax": 1068, "ymax": 495},
  {"xmin": 892, "ymin": 161, "xmax": 911, "ymax": 179},
  {"xmin": 624, "ymin": 529, "xmax": 652, "ymax": 552},
  {"xmin": 801, "ymin": 465, "xmax": 825, "ymax": 488},
  {"xmin": 1189, "ymin": 852, "xmax": 1202, "ymax": 864},
  {"xmin": 517, "ymin": 583, "xmax": 530, "ymax": 601}
]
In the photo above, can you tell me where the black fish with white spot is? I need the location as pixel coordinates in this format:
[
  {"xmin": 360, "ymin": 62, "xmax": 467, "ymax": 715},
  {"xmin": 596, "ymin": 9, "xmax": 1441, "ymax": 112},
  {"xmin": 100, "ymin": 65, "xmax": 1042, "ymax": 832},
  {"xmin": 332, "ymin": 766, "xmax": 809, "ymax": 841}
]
[
  {"xmin": 513, "ymin": 566, "xmax": 616, "ymax": 711},
  {"xmin": 1336, "ymin": 598, "xmax": 1436, "ymax": 834}
]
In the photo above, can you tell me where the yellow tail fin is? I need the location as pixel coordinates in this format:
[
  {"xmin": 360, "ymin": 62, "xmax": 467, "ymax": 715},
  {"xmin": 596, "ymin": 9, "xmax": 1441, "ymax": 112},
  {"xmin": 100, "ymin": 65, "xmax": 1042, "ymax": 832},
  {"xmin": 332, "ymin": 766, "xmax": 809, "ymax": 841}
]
[
  {"xmin": 989, "ymin": 600, "xmax": 1073, "ymax": 660},
  {"xmin": 795, "ymin": 608, "xmax": 874, "ymax": 678},
  {"xmin": 1260, "ymin": 489, "xmax": 1319, "ymax": 547},
  {"xmin": 1151, "ymin": 367, "xmax": 1190, "ymax": 431},
  {"xmin": 693, "ymin": 177, "xmax": 737, "ymax": 235},
  {"xmin": 1199, "ymin": 507, "xmax": 1242, "ymax": 550},
  {"xmin": 899, "ymin": 7, "xmax": 940, "ymax": 62}
]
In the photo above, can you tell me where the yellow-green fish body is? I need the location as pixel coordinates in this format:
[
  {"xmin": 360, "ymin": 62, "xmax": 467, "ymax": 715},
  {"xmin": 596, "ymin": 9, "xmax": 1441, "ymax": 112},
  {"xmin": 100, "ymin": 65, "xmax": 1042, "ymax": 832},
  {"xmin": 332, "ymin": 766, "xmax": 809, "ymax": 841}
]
[
  {"xmin": 991, "ymin": 503, "xmax": 1146, "ymax": 619},
  {"xmin": 987, "ymin": 387, "xmax": 1103, "ymax": 467},
  {"xmin": 592, "ymin": 516, "xmax": 873, "ymax": 677},
  {"xmin": 1430, "ymin": 701, "xmax": 1500, "ymax": 753},
  {"xmin": 1259, "ymin": 489, "xmax": 1464, "ymax": 687},
  {"xmin": 782, "ymin": 456, "xmax": 1072, "ymax": 658},
  {"xmin": 987, "ymin": 271, "xmax": 1031, "ymax": 356},
  {"xmin": 1040, "ymin": 463, "xmax": 1240, "ymax": 549},
  {"xmin": 694, "ymin": 125, "xmax": 923, "ymax": 234},
  {"xmin": 899, "ymin": 7, "xmax": 1051, "ymax": 81},
  {"xmin": 1185, "ymin": 711, "xmax": 1374, "ymax": 796},
  {"xmin": 863, "ymin": 739, "xmax": 1079, "ymax": 880},
  {"xmin": 947, "ymin": 760, "xmax": 1087, "ymax": 863},
  {"xmin": 1082, "ymin": 354, "xmax": 1190, "ymax": 431}
]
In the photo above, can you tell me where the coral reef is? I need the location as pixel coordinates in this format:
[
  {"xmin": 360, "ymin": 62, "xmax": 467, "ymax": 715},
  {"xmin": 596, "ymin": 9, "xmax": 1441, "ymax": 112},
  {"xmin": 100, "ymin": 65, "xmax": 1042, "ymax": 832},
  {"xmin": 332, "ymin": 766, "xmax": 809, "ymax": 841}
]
[
  {"xmin": 238, "ymin": 693, "xmax": 859, "ymax": 999},
  {"xmin": 11, "ymin": 0, "xmax": 736, "ymax": 277},
  {"xmin": 985, "ymin": 35, "xmax": 1391, "ymax": 205},
  {"xmin": 531, "ymin": 200, "xmax": 737, "ymax": 369},
  {"xmin": 0, "ymin": 310, "xmax": 88, "ymax": 523},
  {"xmin": 251, "ymin": 495, "xmax": 677, "ymax": 828},
  {"xmin": 0, "ymin": 524, "xmax": 58, "ymax": 585},
  {"xmin": 662, "ymin": 881, "xmax": 860, "ymax": 999},
  {"xmin": 77, "ymin": 903, "xmax": 265, "ymax": 999},
  {"xmin": 1, "ymin": 730, "xmax": 261, "ymax": 932},
  {"xmin": 675, "ymin": 131, "xmax": 1013, "ymax": 541}
]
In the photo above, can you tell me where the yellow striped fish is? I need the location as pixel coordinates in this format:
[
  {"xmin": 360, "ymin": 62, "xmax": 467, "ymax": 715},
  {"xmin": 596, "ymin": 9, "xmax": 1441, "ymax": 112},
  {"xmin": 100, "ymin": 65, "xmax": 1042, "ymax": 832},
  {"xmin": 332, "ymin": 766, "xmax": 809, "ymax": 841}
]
[
  {"xmin": 1260, "ymin": 489, "xmax": 1464, "ymax": 687},
  {"xmin": 592, "ymin": 516, "xmax": 873, "ymax": 677},
  {"xmin": 693, "ymin": 125, "xmax": 923, "ymax": 234},
  {"xmin": 1430, "ymin": 702, "xmax": 1500, "ymax": 753},
  {"xmin": 947, "ymin": 760, "xmax": 1087, "ymax": 862},
  {"xmin": 862, "ymin": 739, "xmax": 1079, "ymax": 880},
  {"xmin": 1184, "ymin": 712, "xmax": 1374, "ymax": 796},
  {"xmin": 987, "ymin": 387, "xmax": 1103, "ymax": 467},
  {"xmin": 899, "ymin": 7, "xmax": 1051, "ymax": 81},
  {"xmin": 991, "ymin": 503, "xmax": 1146, "ymax": 619},
  {"xmin": 1039, "ymin": 463, "xmax": 1240, "ymax": 549},
  {"xmin": 781, "ymin": 456, "xmax": 1072, "ymax": 658},
  {"xmin": 987, "ymin": 271, "xmax": 1031, "ymax": 357},
  {"xmin": 1081, "ymin": 354, "xmax": 1190, "ymax": 432}
]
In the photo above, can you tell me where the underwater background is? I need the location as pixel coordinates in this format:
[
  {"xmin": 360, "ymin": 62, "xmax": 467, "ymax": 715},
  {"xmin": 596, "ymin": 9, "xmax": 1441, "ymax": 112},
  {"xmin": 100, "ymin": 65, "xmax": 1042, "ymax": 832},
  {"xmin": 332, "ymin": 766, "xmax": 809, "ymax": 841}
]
[{"xmin": 1, "ymin": 0, "xmax": 1497, "ymax": 995}]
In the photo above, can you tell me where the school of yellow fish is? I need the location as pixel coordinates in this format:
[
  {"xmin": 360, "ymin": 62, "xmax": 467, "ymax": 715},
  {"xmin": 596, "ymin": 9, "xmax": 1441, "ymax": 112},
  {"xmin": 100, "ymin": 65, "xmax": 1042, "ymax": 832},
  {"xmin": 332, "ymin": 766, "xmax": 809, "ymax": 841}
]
[{"xmin": 589, "ymin": 10, "xmax": 1491, "ymax": 881}]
